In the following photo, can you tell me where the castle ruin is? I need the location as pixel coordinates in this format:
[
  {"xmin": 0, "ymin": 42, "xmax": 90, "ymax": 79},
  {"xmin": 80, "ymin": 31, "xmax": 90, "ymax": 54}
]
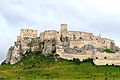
[{"xmin": 3, "ymin": 24, "xmax": 120, "ymax": 65}]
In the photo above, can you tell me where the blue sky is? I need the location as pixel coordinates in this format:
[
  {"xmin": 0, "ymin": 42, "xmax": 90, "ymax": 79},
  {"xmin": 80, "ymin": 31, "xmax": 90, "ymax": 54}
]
[{"xmin": 1, "ymin": 0, "xmax": 120, "ymax": 63}]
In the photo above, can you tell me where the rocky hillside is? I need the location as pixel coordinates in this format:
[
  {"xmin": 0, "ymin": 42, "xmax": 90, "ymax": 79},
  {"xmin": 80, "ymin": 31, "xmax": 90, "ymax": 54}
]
[{"xmin": 2, "ymin": 39, "xmax": 57, "ymax": 65}]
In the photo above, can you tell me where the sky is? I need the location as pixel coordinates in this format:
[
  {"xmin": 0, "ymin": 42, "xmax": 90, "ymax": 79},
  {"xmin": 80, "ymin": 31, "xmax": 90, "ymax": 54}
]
[{"xmin": 0, "ymin": 0, "xmax": 120, "ymax": 63}]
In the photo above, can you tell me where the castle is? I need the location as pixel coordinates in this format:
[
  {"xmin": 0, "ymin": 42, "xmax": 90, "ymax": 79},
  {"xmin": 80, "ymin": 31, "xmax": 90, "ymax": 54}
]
[{"xmin": 3, "ymin": 24, "xmax": 120, "ymax": 65}]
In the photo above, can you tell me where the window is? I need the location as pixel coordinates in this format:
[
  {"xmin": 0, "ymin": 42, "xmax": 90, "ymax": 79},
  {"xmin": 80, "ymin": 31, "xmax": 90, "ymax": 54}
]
[
  {"xmin": 104, "ymin": 57, "xmax": 107, "ymax": 59},
  {"xmin": 74, "ymin": 46, "xmax": 78, "ymax": 49},
  {"xmin": 79, "ymin": 37, "xmax": 82, "ymax": 39},
  {"xmin": 73, "ymin": 35, "xmax": 76, "ymax": 40},
  {"xmin": 96, "ymin": 57, "xmax": 98, "ymax": 59}
]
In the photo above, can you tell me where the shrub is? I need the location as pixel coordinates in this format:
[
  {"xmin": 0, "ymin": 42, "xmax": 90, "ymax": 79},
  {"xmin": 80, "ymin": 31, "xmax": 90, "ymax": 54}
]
[
  {"xmin": 73, "ymin": 58, "xmax": 80, "ymax": 65},
  {"xmin": 103, "ymin": 49, "xmax": 114, "ymax": 53}
]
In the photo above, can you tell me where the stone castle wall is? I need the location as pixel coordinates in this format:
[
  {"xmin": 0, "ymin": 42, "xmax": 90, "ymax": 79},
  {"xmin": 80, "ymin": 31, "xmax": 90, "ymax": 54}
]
[
  {"xmin": 93, "ymin": 59, "xmax": 120, "ymax": 66},
  {"xmin": 43, "ymin": 30, "xmax": 57, "ymax": 40},
  {"xmin": 17, "ymin": 29, "xmax": 39, "ymax": 53},
  {"xmin": 57, "ymin": 47, "xmax": 120, "ymax": 66},
  {"xmin": 56, "ymin": 48, "xmax": 93, "ymax": 61},
  {"xmin": 93, "ymin": 52, "xmax": 120, "ymax": 65},
  {"xmin": 69, "ymin": 39, "xmax": 113, "ymax": 49},
  {"xmin": 38, "ymin": 24, "xmax": 114, "ymax": 50},
  {"xmin": 67, "ymin": 31, "xmax": 94, "ymax": 41},
  {"xmin": 20, "ymin": 29, "xmax": 38, "ymax": 38}
]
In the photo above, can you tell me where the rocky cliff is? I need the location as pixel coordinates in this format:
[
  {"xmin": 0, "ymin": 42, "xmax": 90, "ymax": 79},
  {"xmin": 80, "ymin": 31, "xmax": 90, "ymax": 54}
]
[
  {"xmin": 2, "ymin": 43, "xmax": 22, "ymax": 64},
  {"xmin": 2, "ymin": 39, "xmax": 56, "ymax": 64}
]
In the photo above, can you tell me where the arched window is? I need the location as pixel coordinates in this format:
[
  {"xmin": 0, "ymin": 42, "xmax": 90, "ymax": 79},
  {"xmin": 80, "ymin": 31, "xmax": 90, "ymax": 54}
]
[{"xmin": 104, "ymin": 57, "xmax": 107, "ymax": 59}]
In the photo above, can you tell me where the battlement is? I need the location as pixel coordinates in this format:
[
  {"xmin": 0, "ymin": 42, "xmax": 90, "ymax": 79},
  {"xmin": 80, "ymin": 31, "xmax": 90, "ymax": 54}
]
[{"xmin": 20, "ymin": 29, "xmax": 38, "ymax": 38}]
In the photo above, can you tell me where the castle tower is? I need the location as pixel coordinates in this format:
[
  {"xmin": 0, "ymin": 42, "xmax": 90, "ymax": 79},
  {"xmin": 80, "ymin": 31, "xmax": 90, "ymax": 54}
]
[
  {"xmin": 60, "ymin": 24, "xmax": 68, "ymax": 42},
  {"xmin": 60, "ymin": 24, "xmax": 68, "ymax": 33}
]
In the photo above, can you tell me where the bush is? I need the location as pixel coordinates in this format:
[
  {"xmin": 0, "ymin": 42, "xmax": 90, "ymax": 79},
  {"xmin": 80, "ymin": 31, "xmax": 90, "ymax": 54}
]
[
  {"xmin": 103, "ymin": 49, "xmax": 114, "ymax": 53},
  {"xmin": 73, "ymin": 58, "xmax": 80, "ymax": 65},
  {"xmin": 16, "ymin": 51, "xmax": 56, "ymax": 68}
]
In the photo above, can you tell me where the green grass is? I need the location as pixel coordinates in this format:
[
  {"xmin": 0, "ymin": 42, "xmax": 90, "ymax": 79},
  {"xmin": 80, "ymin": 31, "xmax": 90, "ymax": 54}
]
[{"xmin": 0, "ymin": 51, "xmax": 120, "ymax": 80}]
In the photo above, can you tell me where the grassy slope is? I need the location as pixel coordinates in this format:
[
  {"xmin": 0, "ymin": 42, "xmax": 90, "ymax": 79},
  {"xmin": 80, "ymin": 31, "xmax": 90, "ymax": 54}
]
[{"xmin": 0, "ymin": 52, "xmax": 120, "ymax": 80}]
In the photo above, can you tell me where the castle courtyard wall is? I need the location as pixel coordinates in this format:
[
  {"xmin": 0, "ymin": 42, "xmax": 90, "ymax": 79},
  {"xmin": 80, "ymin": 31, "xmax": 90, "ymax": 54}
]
[
  {"xmin": 56, "ymin": 48, "xmax": 93, "ymax": 61},
  {"xmin": 69, "ymin": 40, "xmax": 112, "ymax": 49},
  {"xmin": 93, "ymin": 59, "xmax": 120, "ymax": 66},
  {"xmin": 93, "ymin": 52, "xmax": 120, "ymax": 65}
]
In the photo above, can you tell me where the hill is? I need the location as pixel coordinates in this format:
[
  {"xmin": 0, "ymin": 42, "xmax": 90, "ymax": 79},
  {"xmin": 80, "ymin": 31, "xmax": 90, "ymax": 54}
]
[{"xmin": 1, "ymin": 51, "xmax": 120, "ymax": 80}]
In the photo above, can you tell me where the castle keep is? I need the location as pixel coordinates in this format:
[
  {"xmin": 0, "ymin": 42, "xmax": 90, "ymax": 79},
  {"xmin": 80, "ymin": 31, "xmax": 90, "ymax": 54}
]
[{"xmin": 3, "ymin": 24, "xmax": 120, "ymax": 65}]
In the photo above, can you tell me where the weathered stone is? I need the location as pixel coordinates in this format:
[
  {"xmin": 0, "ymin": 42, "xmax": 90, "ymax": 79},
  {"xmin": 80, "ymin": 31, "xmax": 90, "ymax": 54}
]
[
  {"xmin": 42, "ymin": 40, "xmax": 56, "ymax": 55},
  {"xmin": 2, "ymin": 46, "xmax": 13, "ymax": 64},
  {"xmin": 2, "ymin": 43, "xmax": 22, "ymax": 64},
  {"xmin": 80, "ymin": 44, "xmax": 95, "ymax": 51}
]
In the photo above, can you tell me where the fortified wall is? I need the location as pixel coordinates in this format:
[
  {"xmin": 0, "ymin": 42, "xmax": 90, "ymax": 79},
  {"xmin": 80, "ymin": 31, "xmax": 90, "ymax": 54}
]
[
  {"xmin": 69, "ymin": 39, "xmax": 114, "ymax": 49},
  {"xmin": 39, "ymin": 24, "xmax": 115, "ymax": 50},
  {"xmin": 56, "ymin": 48, "xmax": 93, "ymax": 61},
  {"xmin": 93, "ymin": 52, "xmax": 120, "ymax": 66}
]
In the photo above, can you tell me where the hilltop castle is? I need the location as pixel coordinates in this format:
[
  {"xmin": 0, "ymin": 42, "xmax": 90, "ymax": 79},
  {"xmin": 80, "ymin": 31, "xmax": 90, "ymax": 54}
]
[{"xmin": 3, "ymin": 24, "xmax": 120, "ymax": 65}]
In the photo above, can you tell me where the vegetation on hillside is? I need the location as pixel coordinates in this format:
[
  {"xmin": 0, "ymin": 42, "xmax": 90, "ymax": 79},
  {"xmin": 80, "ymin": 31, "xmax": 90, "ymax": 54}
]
[
  {"xmin": 0, "ymin": 51, "xmax": 120, "ymax": 80},
  {"xmin": 103, "ymin": 49, "xmax": 114, "ymax": 53}
]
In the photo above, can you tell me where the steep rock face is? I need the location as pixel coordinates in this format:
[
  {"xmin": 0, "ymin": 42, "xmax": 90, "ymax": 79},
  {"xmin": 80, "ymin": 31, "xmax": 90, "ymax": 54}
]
[
  {"xmin": 2, "ymin": 43, "xmax": 22, "ymax": 64},
  {"xmin": 2, "ymin": 39, "xmax": 56, "ymax": 64},
  {"xmin": 10, "ymin": 44, "xmax": 22, "ymax": 64},
  {"xmin": 2, "ymin": 46, "xmax": 13, "ymax": 64}
]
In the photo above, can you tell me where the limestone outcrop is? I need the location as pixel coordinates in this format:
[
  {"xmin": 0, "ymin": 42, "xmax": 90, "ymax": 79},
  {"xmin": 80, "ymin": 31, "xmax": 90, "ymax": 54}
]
[
  {"xmin": 2, "ymin": 46, "xmax": 13, "ymax": 64},
  {"xmin": 2, "ymin": 43, "xmax": 22, "ymax": 64}
]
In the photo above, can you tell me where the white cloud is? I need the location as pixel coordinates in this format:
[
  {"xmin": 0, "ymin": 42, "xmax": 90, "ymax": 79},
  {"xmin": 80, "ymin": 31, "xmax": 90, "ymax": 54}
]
[{"xmin": 0, "ymin": 0, "xmax": 120, "ymax": 63}]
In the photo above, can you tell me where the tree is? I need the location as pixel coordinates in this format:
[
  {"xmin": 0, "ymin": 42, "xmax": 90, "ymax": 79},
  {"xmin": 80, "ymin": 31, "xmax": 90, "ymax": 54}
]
[{"xmin": 103, "ymin": 49, "xmax": 114, "ymax": 53}]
